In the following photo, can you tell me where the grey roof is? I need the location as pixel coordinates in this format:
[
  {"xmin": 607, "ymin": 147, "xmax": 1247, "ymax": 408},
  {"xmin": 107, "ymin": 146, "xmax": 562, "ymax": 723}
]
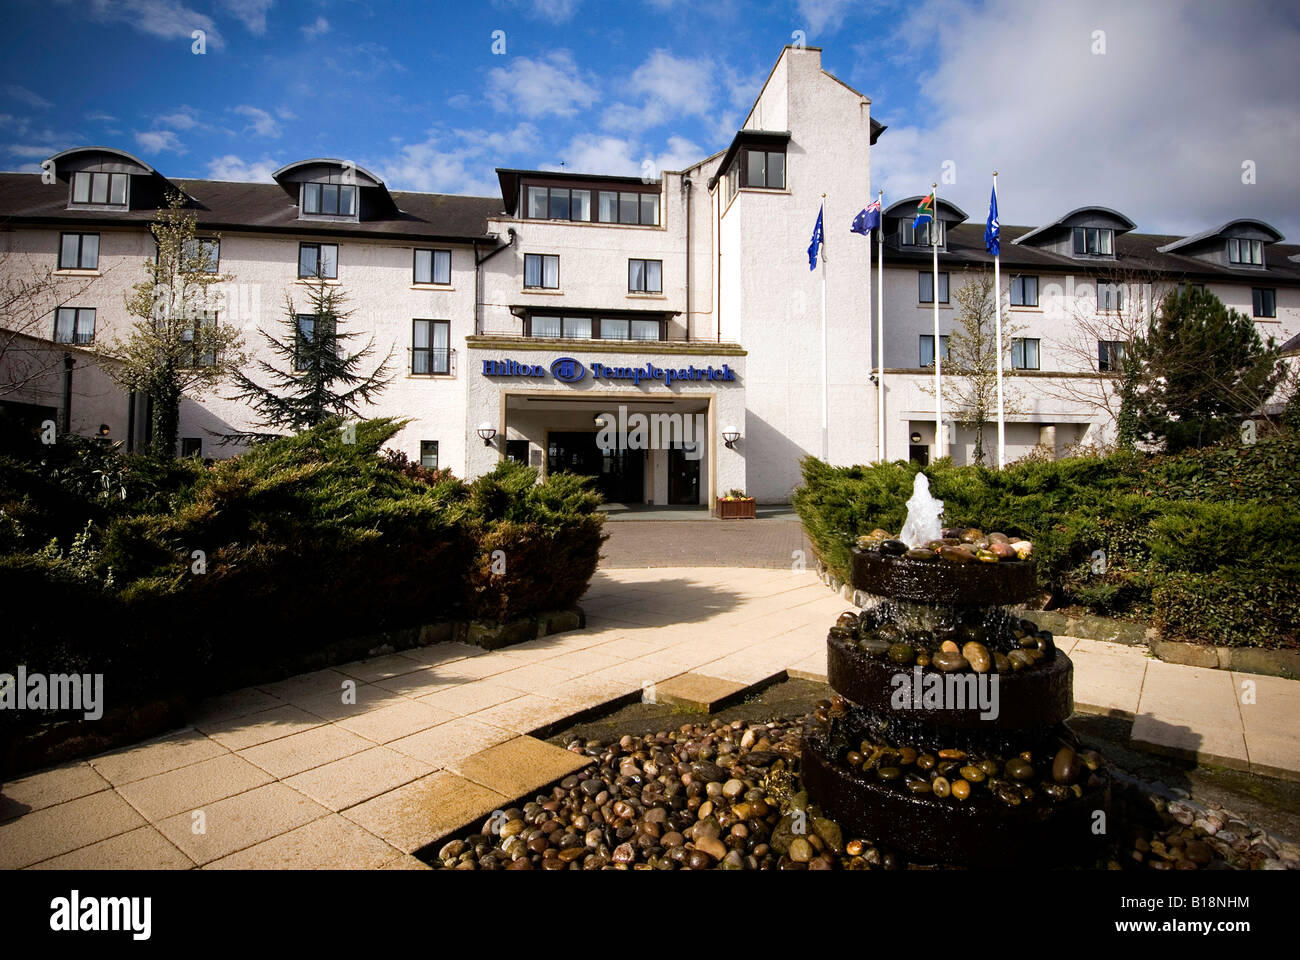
[
  {"xmin": 883, "ymin": 195, "xmax": 969, "ymax": 224},
  {"xmin": 881, "ymin": 221, "xmax": 1300, "ymax": 285},
  {"xmin": 1156, "ymin": 218, "xmax": 1285, "ymax": 253},
  {"xmin": 47, "ymin": 145, "xmax": 164, "ymax": 177},
  {"xmin": 0, "ymin": 172, "xmax": 504, "ymax": 244},
  {"xmin": 1012, "ymin": 205, "xmax": 1139, "ymax": 246},
  {"xmin": 271, "ymin": 158, "xmax": 388, "ymax": 188},
  {"xmin": 1280, "ymin": 331, "xmax": 1300, "ymax": 357}
]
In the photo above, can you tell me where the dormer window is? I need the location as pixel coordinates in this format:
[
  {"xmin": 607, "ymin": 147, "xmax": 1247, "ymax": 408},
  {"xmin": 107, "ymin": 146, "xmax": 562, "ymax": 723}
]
[
  {"xmin": 902, "ymin": 220, "xmax": 944, "ymax": 248},
  {"xmin": 301, "ymin": 182, "xmax": 357, "ymax": 218},
  {"xmin": 1073, "ymin": 226, "xmax": 1114, "ymax": 256},
  {"xmin": 1228, "ymin": 238, "xmax": 1263, "ymax": 266},
  {"xmin": 743, "ymin": 148, "xmax": 785, "ymax": 190},
  {"xmin": 70, "ymin": 171, "xmax": 128, "ymax": 208}
]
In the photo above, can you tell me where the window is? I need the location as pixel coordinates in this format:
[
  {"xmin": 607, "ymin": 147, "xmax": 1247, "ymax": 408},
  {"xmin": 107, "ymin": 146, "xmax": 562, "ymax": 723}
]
[
  {"xmin": 918, "ymin": 271, "xmax": 950, "ymax": 304},
  {"xmin": 1073, "ymin": 226, "xmax": 1114, "ymax": 256},
  {"xmin": 901, "ymin": 219, "xmax": 944, "ymax": 248},
  {"xmin": 919, "ymin": 334, "xmax": 950, "ymax": 367},
  {"xmin": 412, "ymin": 319, "xmax": 450, "ymax": 374},
  {"xmin": 301, "ymin": 182, "xmax": 356, "ymax": 217},
  {"xmin": 70, "ymin": 171, "xmax": 128, "ymax": 207},
  {"xmin": 414, "ymin": 249, "xmax": 451, "ymax": 285},
  {"xmin": 1177, "ymin": 282, "xmax": 1206, "ymax": 295},
  {"xmin": 629, "ymin": 259, "xmax": 662, "ymax": 294},
  {"xmin": 1228, "ymin": 238, "xmax": 1263, "ymax": 266},
  {"xmin": 1010, "ymin": 274, "xmax": 1038, "ymax": 307},
  {"xmin": 293, "ymin": 314, "xmax": 333, "ymax": 370},
  {"xmin": 183, "ymin": 238, "xmax": 220, "ymax": 274},
  {"xmin": 420, "ymin": 441, "xmax": 439, "ymax": 469},
  {"xmin": 630, "ymin": 319, "xmax": 660, "ymax": 340},
  {"xmin": 181, "ymin": 438, "xmax": 202, "ymax": 458},
  {"xmin": 180, "ymin": 311, "xmax": 218, "ymax": 367},
  {"xmin": 529, "ymin": 316, "xmax": 591, "ymax": 339},
  {"xmin": 1253, "ymin": 288, "xmax": 1277, "ymax": 318},
  {"xmin": 1097, "ymin": 281, "xmax": 1124, "ymax": 312},
  {"xmin": 743, "ymin": 149, "xmax": 786, "ymax": 189},
  {"xmin": 524, "ymin": 253, "xmax": 559, "ymax": 289},
  {"xmin": 59, "ymin": 233, "xmax": 99, "ymax": 270},
  {"xmin": 601, "ymin": 317, "xmax": 629, "ymax": 340},
  {"xmin": 530, "ymin": 316, "xmax": 660, "ymax": 341},
  {"xmin": 1098, "ymin": 340, "xmax": 1126, "ymax": 372},
  {"xmin": 1011, "ymin": 338, "xmax": 1040, "ymax": 370},
  {"xmin": 725, "ymin": 165, "xmax": 739, "ymax": 204},
  {"xmin": 298, "ymin": 243, "xmax": 338, "ymax": 279},
  {"xmin": 593, "ymin": 190, "xmax": 658, "ymax": 225},
  {"xmin": 54, "ymin": 307, "xmax": 96, "ymax": 344},
  {"xmin": 524, "ymin": 185, "xmax": 593, "ymax": 222}
]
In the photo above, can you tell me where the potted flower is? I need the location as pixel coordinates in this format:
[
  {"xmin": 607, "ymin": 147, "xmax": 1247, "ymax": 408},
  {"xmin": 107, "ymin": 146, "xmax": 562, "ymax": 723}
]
[{"xmin": 715, "ymin": 488, "xmax": 756, "ymax": 519}]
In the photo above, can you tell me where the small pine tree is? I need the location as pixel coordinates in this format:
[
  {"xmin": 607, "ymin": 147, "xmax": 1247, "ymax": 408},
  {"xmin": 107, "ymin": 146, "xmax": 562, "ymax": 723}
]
[
  {"xmin": 1128, "ymin": 287, "xmax": 1283, "ymax": 452},
  {"xmin": 225, "ymin": 275, "xmax": 394, "ymax": 438}
]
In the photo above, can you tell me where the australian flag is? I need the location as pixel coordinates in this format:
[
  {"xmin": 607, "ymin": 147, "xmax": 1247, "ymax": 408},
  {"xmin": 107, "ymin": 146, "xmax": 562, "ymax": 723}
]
[
  {"xmin": 850, "ymin": 200, "xmax": 881, "ymax": 236},
  {"xmin": 985, "ymin": 185, "xmax": 1000, "ymax": 256},
  {"xmin": 808, "ymin": 204, "xmax": 824, "ymax": 270}
]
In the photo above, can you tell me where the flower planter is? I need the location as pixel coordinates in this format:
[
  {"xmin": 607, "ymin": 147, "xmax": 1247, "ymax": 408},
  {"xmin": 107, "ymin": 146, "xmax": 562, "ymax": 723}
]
[{"xmin": 715, "ymin": 497, "xmax": 756, "ymax": 519}]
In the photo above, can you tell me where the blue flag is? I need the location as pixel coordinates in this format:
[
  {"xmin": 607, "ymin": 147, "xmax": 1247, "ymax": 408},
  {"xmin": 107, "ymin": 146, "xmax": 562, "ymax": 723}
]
[
  {"xmin": 808, "ymin": 204, "xmax": 824, "ymax": 270},
  {"xmin": 984, "ymin": 185, "xmax": 1000, "ymax": 256},
  {"xmin": 850, "ymin": 200, "xmax": 881, "ymax": 236}
]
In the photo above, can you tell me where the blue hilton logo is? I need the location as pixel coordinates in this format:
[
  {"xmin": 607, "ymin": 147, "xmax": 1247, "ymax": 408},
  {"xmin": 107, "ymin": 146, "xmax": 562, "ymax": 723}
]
[{"xmin": 549, "ymin": 357, "xmax": 586, "ymax": 382}]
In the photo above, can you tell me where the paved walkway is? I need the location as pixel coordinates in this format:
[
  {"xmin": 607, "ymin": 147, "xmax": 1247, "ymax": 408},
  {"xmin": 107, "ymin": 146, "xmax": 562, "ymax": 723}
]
[
  {"xmin": 602, "ymin": 516, "xmax": 812, "ymax": 568},
  {"xmin": 2, "ymin": 567, "xmax": 1297, "ymax": 869}
]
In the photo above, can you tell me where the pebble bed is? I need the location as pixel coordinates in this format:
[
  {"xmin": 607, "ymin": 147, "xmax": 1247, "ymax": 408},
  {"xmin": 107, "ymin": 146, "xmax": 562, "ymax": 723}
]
[{"xmin": 428, "ymin": 715, "xmax": 1300, "ymax": 870}]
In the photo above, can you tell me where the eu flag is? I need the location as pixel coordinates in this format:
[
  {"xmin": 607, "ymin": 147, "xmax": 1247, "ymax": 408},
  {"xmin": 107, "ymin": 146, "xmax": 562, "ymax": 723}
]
[
  {"xmin": 984, "ymin": 185, "xmax": 1000, "ymax": 256},
  {"xmin": 850, "ymin": 200, "xmax": 881, "ymax": 236},
  {"xmin": 808, "ymin": 204, "xmax": 824, "ymax": 270}
]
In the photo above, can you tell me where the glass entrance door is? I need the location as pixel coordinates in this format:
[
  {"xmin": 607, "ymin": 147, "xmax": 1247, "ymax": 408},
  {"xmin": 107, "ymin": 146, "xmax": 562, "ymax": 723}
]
[
  {"xmin": 667, "ymin": 443, "xmax": 701, "ymax": 505},
  {"xmin": 547, "ymin": 431, "xmax": 644, "ymax": 503}
]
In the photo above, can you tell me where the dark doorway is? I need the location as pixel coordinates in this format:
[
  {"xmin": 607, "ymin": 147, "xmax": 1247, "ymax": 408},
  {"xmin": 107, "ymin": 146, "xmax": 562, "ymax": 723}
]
[
  {"xmin": 547, "ymin": 431, "xmax": 644, "ymax": 503},
  {"xmin": 505, "ymin": 439, "xmax": 529, "ymax": 465},
  {"xmin": 667, "ymin": 444, "xmax": 701, "ymax": 505},
  {"xmin": 909, "ymin": 444, "xmax": 930, "ymax": 466}
]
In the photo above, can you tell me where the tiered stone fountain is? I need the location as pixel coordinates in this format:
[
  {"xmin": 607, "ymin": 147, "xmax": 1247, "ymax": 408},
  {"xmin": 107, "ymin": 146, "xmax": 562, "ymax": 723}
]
[{"xmin": 802, "ymin": 474, "xmax": 1110, "ymax": 867}]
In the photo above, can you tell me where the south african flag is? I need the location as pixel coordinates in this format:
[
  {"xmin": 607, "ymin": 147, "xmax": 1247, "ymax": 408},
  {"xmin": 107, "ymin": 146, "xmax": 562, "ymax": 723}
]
[{"xmin": 913, "ymin": 193, "xmax": 934, "ymax": 230}]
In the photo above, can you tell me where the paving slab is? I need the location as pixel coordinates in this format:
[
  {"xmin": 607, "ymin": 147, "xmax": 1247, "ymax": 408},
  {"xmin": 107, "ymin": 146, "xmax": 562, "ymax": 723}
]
[
  {"xmin": 154, "ymin": 782, "xmax": 329, "ymax": 866},
  {"xmin": 0, "ymin": 788, "xmax": 146, "ymax": 869},
  {"xmin": 196, "ymin": 703, "xmax": 326, "ymax": 751},
  {"xmin": 331, "ymin": 699, "xmax": 457, "ymax": 744},
  {"xmin": 116, "ymin": 752, "xmax": 274, "ymax": 822},
  {"xmin": 89, "ymin": 728, "xmax": 229, "ymax": 786},
  {"xmin": 395, "ymin": 642, "xmax": 487, "ymax": 669},
  {"xmin": 385, "ymin": 715, "xmax": 515, "ymax": 768},
  {"xmin": 1233, "ymin": 672, "xmax": 1300, "ymax": 782},
  {"xmin": 648, "ymin": 672, "xmax": 748, "ymax": 711},
  {"xmin": 28, "ymin": 825, "xmax": 194, "ymax": 870},
  {"xmin": 283, "ymin": 746, "xmax": 434, "ymax": 812},
  {"xmin": 1131, "ymin": 660, "xmax": 1249, "ymax": 771},
  {"xmin": 341, "ymin": 771, "xmax": 506, "ymax": 855},
  {"xmin": 448, "ymin": 736, "xmax": 590, "ymax": 797},
  {"xmin": 204, "ymin": 813, "xmax": 402, "ymax": 870},
  {"xmin": 469, "ymin": 693, "xmax": 586, "ymax": 735},
  {"xmin": 187, "ymin": 687, "xmax": 286, "ymax": 726},
  {"xmin": 1068, "ymin": 646, "xmax": 1148, "ymax": 719},
  {"xmin": 416, "ymin": 679, "xmax": 527, "ymax": 715},
  {"xmin": 237, "ymin": 723, "xmax": 374, "ymax": 779},
  {"xmin": 0, "ymin": 761, "xmax": 110, "ymax": 822}
]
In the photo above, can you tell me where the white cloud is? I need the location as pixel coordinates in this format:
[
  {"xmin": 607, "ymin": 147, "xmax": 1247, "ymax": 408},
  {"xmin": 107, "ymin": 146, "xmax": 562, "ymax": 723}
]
[
  {"xmin": 602, "ymin": 49, "xmax": 714, "ymax": 132},
  {"xmin": 155, "ymin": 106, "xmax": 199, "ymax": 130},
  {"xmin": 84, "ymin": 110, "xmax": 118, "ymax": 122},
  {"xmin": 206, "ymin": 153, "xmax": 281, "ymax": 182},
  {"xmin": 4, "ymin": 85, "xmax": 53, "ymax": 110},
  {"xmin": 232, "ymin": 104, "xmax": 281, "ymax": 137},
  {"xmin": 373, "ymin": 123, "xmax": 543, "ymax": 196},
  {"xmin": 485, "ymin": 51, "xmax": 599, "ymax": 118},
  {"xmin": 494, "ymin": 0, "xmax": 582, "ymax": 23},
  {"xmin": 301, "ymin": 15, "xmax": 329, "ymax": 39},
  {"xmin": 217, "ymin": 0, "xmax": 273, "ymax": 34},
  {"xmin": 652, "ymin": 135, "xmax": 705, "ymax": 173},
  {"xmin": 7, "ymin": 143, "xmax": 68, "ymax": 159},
  {"xmin": 84, "ymin": 0, "xmax": 225, "ymax": 51},
  {"xmin": 870, "ymin": 0, "xmax": 1300, "ymax": 238},
  {"xmin": 135, "ymin": 129, "xmax": 185, "ymax": 154},
  {"xmin": 796, "ymin": 0, "xmax": 857, "ymax": 35}
]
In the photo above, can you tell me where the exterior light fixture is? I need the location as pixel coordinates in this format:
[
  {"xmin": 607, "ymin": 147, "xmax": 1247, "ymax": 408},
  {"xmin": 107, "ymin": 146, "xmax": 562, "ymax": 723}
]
[
  {"xmin": 98, "ymin": 423, "xmax": 111, "ymax": 436},
  {"xmin": 910, "ymin": 431, "xmax": 922, "ymax": 444},
  {"xmin": 722, "ymin": 426, "xmax": 741, "ymax": 448},
  {"xmin": 477, "ymin": 422, "xmax": 497, "ymax": 446},
  {"xmin": 594, "ymin": 415, "xmax": 607, "ymax": 427}
]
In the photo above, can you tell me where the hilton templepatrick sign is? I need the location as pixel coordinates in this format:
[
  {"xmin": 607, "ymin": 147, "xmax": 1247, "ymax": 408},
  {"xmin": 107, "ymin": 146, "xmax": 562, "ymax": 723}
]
[{"xmin": 481, "ymin": 356, "xmax": 737, "ymax": 387}]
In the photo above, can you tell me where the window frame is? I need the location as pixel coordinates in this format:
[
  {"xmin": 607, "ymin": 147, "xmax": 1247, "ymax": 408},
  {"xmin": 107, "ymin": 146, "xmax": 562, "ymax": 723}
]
[
  {"xmin": 901, "ymin": 219, "xmax": 945, "ymax": 248},
  {"xmin": 1096, "ymin": 280, "xmax": 1125, "ymax": 313},
  {"xmin": 413, "ymin": 248, "xmax": 452, "ymax": 285},
  {"xmin": 300, "ymin": 182, "xmax": 357, "ymax": 218},
  {"xmin": 1011, "ymin": 337, "xmax": 1041, "ymax": 370},
  {"xmin": 411, "ymin": 318, "xmax": 451, "ymax": 375},
  {"xmin": 1098, "ymin": 340, "xmax": 1127, "ymax": 373},
  {"xmin": 59, "ymin": 232, "xmax": 100, "ymax": 270},
  {"xmin": 918, "ymin": 271, "xmax": 950, "ymax": 304},
  {"xmin": 69, "ymin": 171, "xmax": 128, "ymax": 209},
  {"xmin": 298, "ymin": 242, "xmax": 339, "ymax": 280},
  {"xmin": 1072, "ymin": 226, "xmax": 1114, "ymax": 257},
  {"xmin": 183, "ymin": 238, "xmax": 220, "ymax": 274},
  {"xmin": 1228, "ymin": 238, "xmax": 1264, "ymax": 266},
  {"xmin": 1010, "ymin": 274, "xmax": 1038, "ymax": 307},
  {"xmin": 919, "ymin": 334, "xmax": 950, "ymax": 368},
  {"xmin": 740, "ymin": 147, "xmax": 787, "ymax": 190},
  {"xmin": 420, "ymin": 440, "xmax": 439, "ymax": 470},
  {"xmin": 1253, "ymin": 287, "xmax": 1277, "ymax": 319},
  {"xmin": 628, "ymin": 258, "xmax": 663, "ymax": 294},
  {"xmin": 525, "ymin": 314, "xmax": 664, "ymax": 341},
  {"xmin": 54, "ymin": 306, "xmax": 96, "ymax": 345},
  {"xmin": 523, "ymin": 253, "xmax": 560, "ymax": 290},
  {"xmin": 180, "ymin": 310, "xmax": 219, "ymax": 368},
  {"xmin": 523, "ymin": 181, "xmax": 655, "ymax": 225}
]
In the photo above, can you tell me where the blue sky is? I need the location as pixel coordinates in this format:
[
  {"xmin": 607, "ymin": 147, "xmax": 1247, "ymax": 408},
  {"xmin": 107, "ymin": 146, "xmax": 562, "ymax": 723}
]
[{"xmin": 3, "ymin": 0, "xmax": 1299, "ymax": 237}]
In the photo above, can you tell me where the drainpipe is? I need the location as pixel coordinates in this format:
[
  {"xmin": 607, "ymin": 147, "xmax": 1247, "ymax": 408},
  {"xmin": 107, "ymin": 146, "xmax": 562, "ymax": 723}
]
[
  {"xmin": 61, "ymin": 353, "xmax": 74, "ymax": 433},
  {"xmin": 683, "ymin": 176, "xmax": 692, "ymax": 343},
  {"xmin": 475, "ymin": 228, "xmax": 517, "ymax": 337}
]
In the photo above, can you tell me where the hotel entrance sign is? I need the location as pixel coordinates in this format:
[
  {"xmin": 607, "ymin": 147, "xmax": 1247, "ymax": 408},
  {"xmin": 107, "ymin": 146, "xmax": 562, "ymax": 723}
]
[{"xmin": 481, "ymin": 356, "xmax": 737, "ymax": 387}]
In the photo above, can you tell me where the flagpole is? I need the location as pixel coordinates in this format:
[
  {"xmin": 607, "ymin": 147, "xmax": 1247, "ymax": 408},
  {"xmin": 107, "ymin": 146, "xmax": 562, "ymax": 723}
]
[
  {"xmin": 932, "ymin": 182, "xmax": 942, "ymax": 461},
  {"xmin": 876, "ymin": 189, "xmax": 885, "ymax": 463},
  {"xmin": 993, "ymin": 171, "xmax": 1005, "ymax": 469},
  {"xmin": 821, "ymin": 195, "xmax": 829, "ymax": 462}
]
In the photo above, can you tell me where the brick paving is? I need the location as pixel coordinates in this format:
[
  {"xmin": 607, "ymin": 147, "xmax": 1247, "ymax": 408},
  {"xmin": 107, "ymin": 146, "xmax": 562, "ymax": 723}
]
[
  {"xmin": 2, "ymin": 565, "xmax": 1297, "ymax": 869},
  {"xmin": 601, "ymin": 516, "xmax": 813, "ymax": 568}
]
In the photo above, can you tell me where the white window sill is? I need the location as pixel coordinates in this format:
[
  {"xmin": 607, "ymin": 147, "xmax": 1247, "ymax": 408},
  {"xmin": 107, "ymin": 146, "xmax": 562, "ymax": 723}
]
[
  {"xmin": 55, "ymin": 269, "xmax": 101, "ymax": 277},
  {"xmin": 523, "ymin": 288, "xmax": 563, "ymax": 295},
  {"xmin": 297, "ymin": 277, "xmax": 341, "ymax": 285},
  {"xmin": 627, "ymin": 292, "xmax": 665, "ymax": 299},
  {"xmin": 1011, "ymin": 305, "xmax": 1043, "ymax": 313},
  {"xmin": 407, "ymin": 373, "xmax": 456, "ymax": 379},
  {"xmin": 411, "ymin": 284, "xmax": 454, "ymax": 292}
]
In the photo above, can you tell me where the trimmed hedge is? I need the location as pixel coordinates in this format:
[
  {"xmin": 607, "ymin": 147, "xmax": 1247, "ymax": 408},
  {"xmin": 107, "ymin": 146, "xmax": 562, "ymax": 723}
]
[{"xmin": 792, "ymin": 432, "xmax": 1300, "ymax": 649}]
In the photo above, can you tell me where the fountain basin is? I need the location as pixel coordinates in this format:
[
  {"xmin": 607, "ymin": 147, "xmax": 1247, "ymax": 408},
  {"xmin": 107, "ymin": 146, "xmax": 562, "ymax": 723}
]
[{"xmin": 851, "ymin": 546, "xmax": 1039, "ymax": 606}]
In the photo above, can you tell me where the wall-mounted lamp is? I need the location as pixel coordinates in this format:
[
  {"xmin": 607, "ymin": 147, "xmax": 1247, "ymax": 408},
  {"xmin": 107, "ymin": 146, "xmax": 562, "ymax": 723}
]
[
  {"xmin": 477, "ymin": 422, "xmax": 498, "ymax": 446},
  {"xmin": 722, "ymin": 426, "xmax": 741, "ymax": 449},
  {"xmin": 594, "ymin": 415, "xmax": 607, "ymax": 428},
  {"xmin": 98, "ymin": 423, "xmax": 111, "ymax": 437},
  {"xmin": 869, "ymin": 373, "xmax": 878, "ymax": 385},
  {"xmin": 910, "ymin": 431, "xmax": 923, "ymax": 444}
]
